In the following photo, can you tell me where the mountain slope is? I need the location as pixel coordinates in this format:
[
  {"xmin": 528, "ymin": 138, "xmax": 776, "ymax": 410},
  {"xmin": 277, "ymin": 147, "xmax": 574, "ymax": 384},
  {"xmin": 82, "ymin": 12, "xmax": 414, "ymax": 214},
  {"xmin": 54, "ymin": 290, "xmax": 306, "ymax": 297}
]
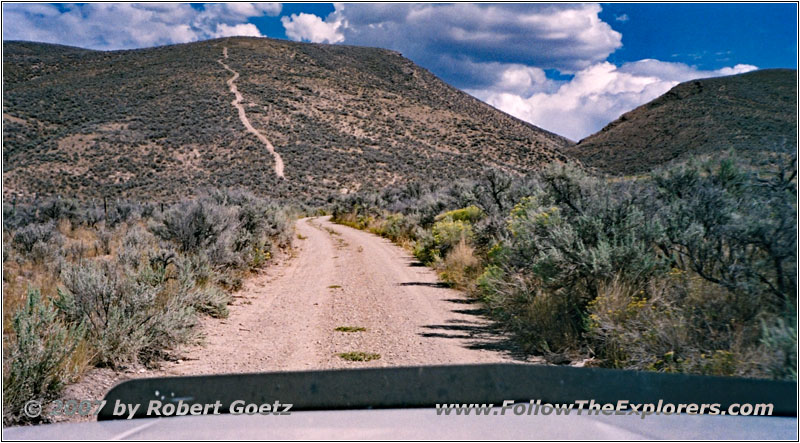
[
  {"xmin": 3, "ymin": 38, "xmax": 571, "ymax": 202},
  {"xmin": 563, "ymin": 69, "xmax": 797, "ymax": 175}
]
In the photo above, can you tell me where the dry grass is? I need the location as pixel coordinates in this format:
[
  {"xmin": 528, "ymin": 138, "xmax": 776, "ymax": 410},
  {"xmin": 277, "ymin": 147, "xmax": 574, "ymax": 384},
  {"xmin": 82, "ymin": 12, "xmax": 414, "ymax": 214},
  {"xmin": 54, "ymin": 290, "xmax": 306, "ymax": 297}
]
[
  {"xmin": 437, "ymin": 238, "xmax": 480, "ymax": 291},
  {"xmin": 2, "ymin": 261, "xmax": 61, "ymax": 334},
  {"xmin": 337, "ymin": 351, "xmax": 381, "ymax": 362},
  {"xmin": 334, "ymin": 326, "xmax": 366, "ymax": 333}
]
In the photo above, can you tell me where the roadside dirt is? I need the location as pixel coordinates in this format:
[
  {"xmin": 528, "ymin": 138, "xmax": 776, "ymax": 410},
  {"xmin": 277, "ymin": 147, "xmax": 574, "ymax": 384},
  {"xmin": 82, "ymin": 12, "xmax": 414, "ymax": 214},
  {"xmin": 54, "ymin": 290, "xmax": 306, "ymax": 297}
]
[{"xmin": 218, "ymin": 47, "xmax": 285, "ymax": 178}]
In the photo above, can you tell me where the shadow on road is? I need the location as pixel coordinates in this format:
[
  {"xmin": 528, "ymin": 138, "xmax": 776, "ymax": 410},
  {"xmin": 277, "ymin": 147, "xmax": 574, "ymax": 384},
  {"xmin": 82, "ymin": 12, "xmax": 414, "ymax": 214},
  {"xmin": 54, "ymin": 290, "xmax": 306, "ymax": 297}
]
[
  {"xmin": 400, "ymin": 247, "xmax": 532, "ymax": 362},
  {"xmin": 420, "ymin": 315, "xmax": 531, "ymax": 362},
  {"xmin": 397, "ymin": 281, "xmax": 452, "ymax": 288},
  {"xmin": 443, "ymin": 298, "xmax": 479, "ymax": 304}
]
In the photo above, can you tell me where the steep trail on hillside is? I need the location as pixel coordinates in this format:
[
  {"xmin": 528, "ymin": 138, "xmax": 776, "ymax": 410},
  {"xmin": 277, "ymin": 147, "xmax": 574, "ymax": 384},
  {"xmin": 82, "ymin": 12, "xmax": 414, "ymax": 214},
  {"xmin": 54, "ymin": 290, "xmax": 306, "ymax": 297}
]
[{"xmin": 218, "ymin": 46, "xmax": 285, "ymax": 178}]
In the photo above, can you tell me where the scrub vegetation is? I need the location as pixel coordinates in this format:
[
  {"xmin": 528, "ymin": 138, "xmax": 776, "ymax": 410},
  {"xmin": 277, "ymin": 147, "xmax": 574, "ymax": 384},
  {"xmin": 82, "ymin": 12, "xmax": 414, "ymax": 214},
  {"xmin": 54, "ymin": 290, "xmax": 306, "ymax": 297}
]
[
  {"xmin": 2, "ymin": 189, "xmax": 293, "ymax": 425},
  {"xmin": 337, "ymin": 352, "xmax": 381, "ymax": 362},
  {"xmin": 335, "ymin": 326, "xmax": 367, "ymax": 333},
  {"xmin": 332, "ymin": 153, "xmax": 797, "ymax": 380}
]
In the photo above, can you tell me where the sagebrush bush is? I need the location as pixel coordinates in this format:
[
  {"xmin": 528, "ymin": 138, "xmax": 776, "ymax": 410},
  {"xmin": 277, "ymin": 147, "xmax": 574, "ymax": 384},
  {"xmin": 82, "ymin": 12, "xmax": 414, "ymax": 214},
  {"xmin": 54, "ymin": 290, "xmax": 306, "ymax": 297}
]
[
  {"xmin": 3, "ymin": 290, "xmax": 82, "ymax": 425},
  {"xmin": 12, "ymin": 222, "xmax": 57, "ymax": 254},
  {"xmin": 152, "ymin": 191, "xmax": 292, "ymax": 269},
  {"xmin": 189, "ymin": 285, "xmax": 231, "ymax": 318},
  {"xmin": 2, "ymin": 190, "xmax": 294, "ymax": 425},
  {"xmin": 331, "ymin": 159, "xmax": 796, "ymax": 379},
  {"xmin": 56, "ymin": 260, "xmax": 199, "ymax": 367},
  {"xmin": 654, "ymin": 158, "xmax": 796, "ymax": 310},
  {"xmin": 759, "ymin": 317, "xmax": 797, "ymax": 380},
  {"xmin": 481, "ymin": 165, "xmax": 668, "ymax": 352},
  {"xmin": 151, "ymin": 200, "xmax": 234, "ymax": 255},
  {"xmin": 478, "ymin": 264, "xmax": 582, "ymax": 353},
  {"xmin": 116, "ymin": 224, "xmax": 157, "ymax": 269}
]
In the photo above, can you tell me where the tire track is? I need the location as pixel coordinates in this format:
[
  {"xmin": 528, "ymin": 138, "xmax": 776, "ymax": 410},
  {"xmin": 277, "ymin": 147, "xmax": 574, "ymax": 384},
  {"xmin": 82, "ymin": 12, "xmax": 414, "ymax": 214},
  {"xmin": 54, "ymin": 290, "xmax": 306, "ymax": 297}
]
[{"xmin": 218, "ymin": 47, "xmax": 285, "ymax": 178}]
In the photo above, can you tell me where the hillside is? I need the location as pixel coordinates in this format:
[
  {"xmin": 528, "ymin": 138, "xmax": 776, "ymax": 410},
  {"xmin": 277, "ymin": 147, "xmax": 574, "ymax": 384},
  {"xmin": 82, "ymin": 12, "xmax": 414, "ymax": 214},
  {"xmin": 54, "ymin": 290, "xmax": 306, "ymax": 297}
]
[
  {"xmin": 2, "ymin": 38, "xmax": 571, "ymax": 203},
  {"xmin": 563, "ymin": 69, "xmax": 797, "ymax": 175}
]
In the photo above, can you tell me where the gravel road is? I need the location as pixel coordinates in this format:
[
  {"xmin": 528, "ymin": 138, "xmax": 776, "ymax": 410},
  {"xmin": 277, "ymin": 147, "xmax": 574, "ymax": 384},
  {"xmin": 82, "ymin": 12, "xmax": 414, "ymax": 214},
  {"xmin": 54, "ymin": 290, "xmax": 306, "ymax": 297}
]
[
  {"xmin": 155, "ymin": 216, "xmax": 521, "ymax": 375},
  {"xmin": 56, "ymin": 217, "xmax": 526, "ymax": 422}
]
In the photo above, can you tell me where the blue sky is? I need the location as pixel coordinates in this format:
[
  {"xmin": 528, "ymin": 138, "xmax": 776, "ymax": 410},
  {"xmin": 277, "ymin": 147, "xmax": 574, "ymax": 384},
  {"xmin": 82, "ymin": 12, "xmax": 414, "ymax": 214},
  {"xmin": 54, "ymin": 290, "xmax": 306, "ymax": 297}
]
[
  {"xmin": 3, "ymin": 3, "xmax": 797, "ymax": 140},
  {"xmin": 598, "ymin": 4, "xmax": 797, "ymax": 71}
]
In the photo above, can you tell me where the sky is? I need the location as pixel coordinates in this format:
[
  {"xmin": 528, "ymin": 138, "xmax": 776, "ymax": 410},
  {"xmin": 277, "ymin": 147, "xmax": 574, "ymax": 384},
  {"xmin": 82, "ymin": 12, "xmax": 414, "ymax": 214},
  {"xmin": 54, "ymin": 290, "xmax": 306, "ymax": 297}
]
[{"xmin": 3, "ymin": 3, "xmax": 797, "ymax": 140}]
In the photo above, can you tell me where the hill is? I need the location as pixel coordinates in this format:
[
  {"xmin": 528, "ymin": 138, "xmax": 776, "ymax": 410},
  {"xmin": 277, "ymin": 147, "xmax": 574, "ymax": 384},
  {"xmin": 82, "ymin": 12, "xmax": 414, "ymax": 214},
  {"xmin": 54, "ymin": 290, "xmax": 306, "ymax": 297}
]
[
  {"xmin": 563, "ymin": 69, "xmax": 797, "ymax": 175},
  {"xmin": 2, "ymin": 38, "xmax": 571, "ymax": 203}
]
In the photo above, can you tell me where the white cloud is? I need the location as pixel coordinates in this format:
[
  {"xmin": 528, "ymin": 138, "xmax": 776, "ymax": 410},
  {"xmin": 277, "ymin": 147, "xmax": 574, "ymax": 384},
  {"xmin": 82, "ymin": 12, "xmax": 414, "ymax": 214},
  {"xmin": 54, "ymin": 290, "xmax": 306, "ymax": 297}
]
[
  {"xmin": 1, "ymin": 3, "xmax": 281, "ymax": 50},
  {"xmin": 441, "ymin": 57, "xmax": 559, "ymax": 97},
  {"xmin": 218, "ymin": 3, "xmax": 281, "ymax": 19},
  {"xmin": 281, "ymin": 13, "xmax": 344, "ymax": 44},
  {"xmin": 212, "ymin": 23, "xmax": 263, "ymax": 39},
  {"xmin": 470, "ymin": 60, "xmax": 758, "ymax": 141},
  {"xmin": 297, "ymin": 4, "xmax": 622, "ymax": 73},
  {"xmin": 615, "ymin": 14, "xmax": 630, "ymax": 22}
]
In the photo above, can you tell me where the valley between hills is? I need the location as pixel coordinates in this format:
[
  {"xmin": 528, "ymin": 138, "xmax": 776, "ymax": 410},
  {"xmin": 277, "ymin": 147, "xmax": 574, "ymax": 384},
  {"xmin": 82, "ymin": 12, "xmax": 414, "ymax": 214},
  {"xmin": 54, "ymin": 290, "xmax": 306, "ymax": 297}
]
[{"xmin": 2, "ymin": 36, "xmax": 796, "ymax": 427}]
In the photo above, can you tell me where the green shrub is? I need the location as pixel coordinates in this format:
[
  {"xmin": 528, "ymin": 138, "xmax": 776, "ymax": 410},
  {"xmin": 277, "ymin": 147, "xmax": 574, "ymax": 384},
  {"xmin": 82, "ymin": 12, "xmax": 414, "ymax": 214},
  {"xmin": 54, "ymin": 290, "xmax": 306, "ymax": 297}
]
[
  {"xmin": 377, "ymin": 214, "xmax": 419, "ymax": 243},
  {"xmin": 414, "ymin": 218, "xmax": 474, "ymax": 266},
  {"xmin": 151, "ymin": 200, "xmax": 234, "ymax": 255},
  {"xmin": 55, "ymin": 261, "xmax": 195, "ymax": 367},
  {"xmin": 759, "ymin": 317, "xmax": 797, "ymax": 380},
  {"xmin": 435, "ymin": 205, "xmax": 483, "ymax": 223},
  {"xmin": 432, "ymin": 219, "xmax": 473, "ymax": 255},
  {"xmin": 3, "ymin": 289, "xmax": 82, "ymax": 425},
  {"xmin": 189, "ymin": 285, "xmax": 231, "ymax": 318},
  {"xmin": 12, "ymin": 222, "xmax": 56, "ymax": 254}
]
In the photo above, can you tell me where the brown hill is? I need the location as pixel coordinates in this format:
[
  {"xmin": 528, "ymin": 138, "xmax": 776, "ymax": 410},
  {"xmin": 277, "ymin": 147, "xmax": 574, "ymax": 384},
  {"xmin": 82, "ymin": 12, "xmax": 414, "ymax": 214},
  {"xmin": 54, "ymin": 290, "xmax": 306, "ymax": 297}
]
[
  {"xmin": 563, "ymin": 69, "xmax": 797, "ymax": 175},
  {"xmin": 2, "ymin": 37, "xmax": 571, "ymax": 203}
]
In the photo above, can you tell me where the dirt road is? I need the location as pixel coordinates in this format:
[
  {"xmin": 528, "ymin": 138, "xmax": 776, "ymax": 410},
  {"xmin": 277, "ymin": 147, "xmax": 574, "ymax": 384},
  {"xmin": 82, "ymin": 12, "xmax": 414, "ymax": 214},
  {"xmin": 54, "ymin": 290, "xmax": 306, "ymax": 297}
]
[
  {"xmin": 58, "ymin": 217, "xmax": 525, "ymax": 421},
  {"xmin": 218, "ymin": 47, "xmax": 285, "ymax": 178},
  {"xmin": 154, "ymin": 216, "xmax": 520, "ymax": 376}
]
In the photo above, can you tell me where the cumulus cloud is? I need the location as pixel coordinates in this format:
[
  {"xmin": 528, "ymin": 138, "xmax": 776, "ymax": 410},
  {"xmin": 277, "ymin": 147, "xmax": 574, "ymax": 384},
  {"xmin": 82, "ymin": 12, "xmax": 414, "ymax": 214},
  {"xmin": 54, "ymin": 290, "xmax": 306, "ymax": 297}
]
[
  {"xmin": 281, "ymin": 13, "xmax": 344, "ymax": 44},
  {"xmin": 282, "ymin": 3, "xmax": 622, "ymax": 75},
  {"xmin": 1, "ymin": 3, "xmax": 281, "ymax": 50},
  {"xmin": 438, "ymin": 57, "xmax": 560, "ymax": 97},
  {"xmin": 470, "ymin": 60, "xmax": 758, "ymax": 141},
  {"xmin": 212, "ymin": 23, "xmax": 264, "ymax": 39}
]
